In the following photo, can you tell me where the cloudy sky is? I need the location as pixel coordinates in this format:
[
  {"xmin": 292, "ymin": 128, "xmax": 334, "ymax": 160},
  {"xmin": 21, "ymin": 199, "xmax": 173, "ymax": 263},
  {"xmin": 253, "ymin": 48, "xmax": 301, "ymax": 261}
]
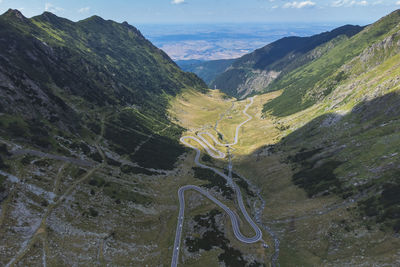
[{"xmin": 0, "ymin": 0, "xmax": 399, "ymax": 24}]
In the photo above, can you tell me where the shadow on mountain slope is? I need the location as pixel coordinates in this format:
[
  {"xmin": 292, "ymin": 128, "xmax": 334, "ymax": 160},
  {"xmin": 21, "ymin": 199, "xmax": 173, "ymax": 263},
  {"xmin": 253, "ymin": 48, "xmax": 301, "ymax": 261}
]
[{"xmin": 249, "ymin": 91, "xmax": 400, "ymax": 232}]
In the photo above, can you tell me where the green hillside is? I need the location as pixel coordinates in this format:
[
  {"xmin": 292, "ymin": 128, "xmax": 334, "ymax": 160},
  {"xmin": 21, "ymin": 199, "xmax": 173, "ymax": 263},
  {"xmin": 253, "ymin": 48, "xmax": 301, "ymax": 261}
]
[
  {"xmin": 211, "ymin": 25, "xmax": 363, "ymax": 98},
  {"xmin": 263, "ymin": 9, "xmax": 400, "ymax": 117},
  {"xmin": 0, "ymin": 9, "xmax": 210, "ymax": 266},
  {"xmin": 176, "ymin": 58, "xmax": 235, "ymax": 85},
  {"xmin": 0, "ymin": 9, "xmax": 206, "ymax": 170},
  {"xmin": 261, "ymin": 9, "xmax": 400, "ymax": 235}
]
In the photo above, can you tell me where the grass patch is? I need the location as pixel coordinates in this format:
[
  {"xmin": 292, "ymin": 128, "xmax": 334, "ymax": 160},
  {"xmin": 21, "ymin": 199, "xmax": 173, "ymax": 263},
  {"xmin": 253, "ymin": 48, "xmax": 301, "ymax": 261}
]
[
  {"xmin": 88, "ymin": 176, "xmax": 151, "ymax": 204},
  {"xmin": 358, "ymin": 170, "xmax": 400, "ymax": 232},
  {"xmin": 0, "ymin": 174, "xmax": 6, "ymax": 194}
]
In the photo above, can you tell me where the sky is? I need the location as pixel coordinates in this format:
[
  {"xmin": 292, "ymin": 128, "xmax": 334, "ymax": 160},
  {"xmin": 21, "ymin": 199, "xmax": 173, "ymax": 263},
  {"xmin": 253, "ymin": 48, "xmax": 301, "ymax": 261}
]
[{"xmin": 0, "ymin": 0, "xmax": 399, "ymax": 24}]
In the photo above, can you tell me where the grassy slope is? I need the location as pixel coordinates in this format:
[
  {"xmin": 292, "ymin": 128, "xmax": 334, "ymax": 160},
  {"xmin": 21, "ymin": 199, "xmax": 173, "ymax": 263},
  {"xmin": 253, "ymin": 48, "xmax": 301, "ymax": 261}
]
[
  {"xmin": 256, "ymin": 9, "xmax": 400, "ymax": 233},
  {"xmin": 0, "ymin": 10, "xmax": 208, "ymax": 265},
  {"xmin": 263, "ymin": 9, "xmax": 400, "ymax": 117},
  {"xmin": 0, "ymin": 9, "xmax": 207, "ymax": 170},
  {"xmin": 211, "ymin": 25, "xmax": 363, "ymax": 98}
]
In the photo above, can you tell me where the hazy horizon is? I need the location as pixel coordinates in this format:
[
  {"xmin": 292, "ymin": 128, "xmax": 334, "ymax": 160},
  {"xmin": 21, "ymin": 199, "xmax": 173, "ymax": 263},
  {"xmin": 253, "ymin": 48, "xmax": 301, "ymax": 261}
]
[
  {"xmin": 0, "ymin": 0, "xmax": 398, "ymax": 25},
  {"xmin": 140, "ymin": 23, "xmax": 344, "ymax": 60}
]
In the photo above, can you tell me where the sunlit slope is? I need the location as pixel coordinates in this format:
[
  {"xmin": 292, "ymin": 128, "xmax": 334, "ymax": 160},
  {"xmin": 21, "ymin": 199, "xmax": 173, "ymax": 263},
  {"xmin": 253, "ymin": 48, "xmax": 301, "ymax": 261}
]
[
  {"xmin": 263, "ymin": 9, "xmax": 400, "ymax": 117},
  {"xmin": 211, "ymin": 25, "xmax": 363, "ymax": 98}
]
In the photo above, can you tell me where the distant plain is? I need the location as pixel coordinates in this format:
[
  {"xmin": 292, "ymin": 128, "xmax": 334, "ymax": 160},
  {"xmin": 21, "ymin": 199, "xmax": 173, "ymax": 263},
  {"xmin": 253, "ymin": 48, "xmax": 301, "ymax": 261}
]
[{"xmin": 138, "ymin": 23, "xmax": 343, "ymax": 60}]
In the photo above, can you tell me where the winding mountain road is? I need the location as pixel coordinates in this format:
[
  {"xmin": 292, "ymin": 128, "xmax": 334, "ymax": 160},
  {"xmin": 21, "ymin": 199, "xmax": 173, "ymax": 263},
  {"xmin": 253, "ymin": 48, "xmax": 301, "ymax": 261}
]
[{"xmin": 171, "ymin": 97, "xmax": 263, "ymax": 267}]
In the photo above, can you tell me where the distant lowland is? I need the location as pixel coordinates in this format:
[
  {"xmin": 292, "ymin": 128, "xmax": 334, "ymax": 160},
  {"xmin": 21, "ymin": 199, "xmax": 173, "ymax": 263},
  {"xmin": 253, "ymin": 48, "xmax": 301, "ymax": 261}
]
[{"xmin": 140, "ymin": 23, "xmax": 340, "ymax": 61}]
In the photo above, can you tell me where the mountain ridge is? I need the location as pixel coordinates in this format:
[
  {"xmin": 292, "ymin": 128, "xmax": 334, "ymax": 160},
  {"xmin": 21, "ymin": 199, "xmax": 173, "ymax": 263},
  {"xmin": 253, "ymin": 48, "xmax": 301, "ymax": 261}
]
[
  {"xmin": 0, "ymin": 9, "xmax": 206, "ymax": 169},
  {"xmin": 263, "ymin": 8, "xmax": 400, "ymax": 117},
  {"xmin": 211, "ymin": 24, "xmax": 364, "ymax": 98}
]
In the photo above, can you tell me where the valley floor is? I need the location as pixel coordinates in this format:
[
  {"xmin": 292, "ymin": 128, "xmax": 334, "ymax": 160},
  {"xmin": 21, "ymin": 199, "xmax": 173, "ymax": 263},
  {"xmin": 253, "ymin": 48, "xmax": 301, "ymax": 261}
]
[{"xmin": 169, "ymin": 89, "xmax": 400, "ymax": 266}]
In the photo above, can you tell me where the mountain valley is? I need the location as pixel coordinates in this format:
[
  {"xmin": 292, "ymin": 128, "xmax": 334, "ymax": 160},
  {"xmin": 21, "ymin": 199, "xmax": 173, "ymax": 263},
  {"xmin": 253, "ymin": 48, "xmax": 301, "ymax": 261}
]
[{"xmin": 0, "ymin": 8, "xmax": 400, "ymax": 267}]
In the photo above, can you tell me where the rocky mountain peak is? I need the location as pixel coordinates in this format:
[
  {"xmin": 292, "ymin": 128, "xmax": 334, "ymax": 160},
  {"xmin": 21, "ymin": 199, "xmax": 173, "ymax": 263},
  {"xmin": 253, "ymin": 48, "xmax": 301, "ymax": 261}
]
[
  {"xmin": 122, "ymin": 21, "xmax": 144, "ymax": 38},
  {"xmin": 3, "ymin": 9, "xmax": 28, "ymax": 22}
]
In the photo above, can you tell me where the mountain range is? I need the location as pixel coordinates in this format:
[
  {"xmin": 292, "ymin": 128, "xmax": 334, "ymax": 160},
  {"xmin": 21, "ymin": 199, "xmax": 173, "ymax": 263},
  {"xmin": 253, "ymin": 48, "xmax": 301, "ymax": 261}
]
[
  {"xmin": 0, "ymin": 8, "xmax": 400, "ymax": 267},
  {"xmin": 209, "ymin": 24, "xmax": 364, "ymax": 98}
]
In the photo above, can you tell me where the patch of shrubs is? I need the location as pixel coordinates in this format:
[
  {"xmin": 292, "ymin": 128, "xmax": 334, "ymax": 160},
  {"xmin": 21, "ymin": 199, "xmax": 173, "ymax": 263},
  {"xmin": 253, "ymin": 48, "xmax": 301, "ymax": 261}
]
[
  {"xmin": 90, "ymin": 152, "xmax": 103, "ymax": 162},
  {"xmin": 130, "ymin": 136, "xmax": 185, "ymax": 170},
  {"xmin": 359, "ymin": 178, "xmax": 400, "ymax": 233},
  {"xmin": 89, "ymin": 207, "xmax": 98, "ymax": 217},
  {"xmin": 192, "ymin": 167, "xmax": 234, "ymax": 200},
  {"xmin": 21, "ymin": 155, "xmax": 36, "ymax": 165},
  {"xmin": 88, "ymin": 176, "xmax": 151, "ymax": 204},
  {"xmin": 104, "ymin": 123, "xmax": 147, "ymax": 154},
  {"xmin": 186, "ymin": 209, "xmax": 262, "ymax": 266},
  {"xmin": 292, "ymin": 160, "xmax": 342, "ymax": 197},
  {"xmin": 70, "ymin": 141, "xmax": 91, "ymax": 155},
  {"xmin": 287, "ymin": 147, "xmax": 323, "ymax": 168},
  {"xmin": 201, "ymin": 154, "xmax": 213, "ymax": 163},
  {"xmin": 0, "ymin": 174, "xmax": 6, "ymax": 194},
  {"xmin": 0, "ymin": 144, "xmax": 10, "ymax": 156},
  {"xmin": 106, "ymin": 157, "xmax": 121, "ymax": 167},
  {"xmin": 120, "ymin": 165, "xmax": 158, "ymax": 176},
  {"xmin": 232, "ymin": 172, "xmax": 256, "ymax": 197},
  {"xmin": 7, "ymin": 121, "xmax": 27, "ymax": 137}
]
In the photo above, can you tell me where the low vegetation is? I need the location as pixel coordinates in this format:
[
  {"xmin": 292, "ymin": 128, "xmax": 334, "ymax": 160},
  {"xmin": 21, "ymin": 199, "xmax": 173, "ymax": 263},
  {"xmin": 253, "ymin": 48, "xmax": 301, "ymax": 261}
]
[
  {"xmin": 192, "ymin": 167, "xmax": 234, "ymax": 200},
  {"xmin": 185, "ymin": 209, "xmax": 264, "ymax": 266}
]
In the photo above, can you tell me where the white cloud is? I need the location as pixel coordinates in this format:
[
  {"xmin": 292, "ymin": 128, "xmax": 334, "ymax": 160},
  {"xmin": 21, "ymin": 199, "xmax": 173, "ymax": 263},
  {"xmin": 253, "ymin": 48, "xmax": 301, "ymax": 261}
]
[
  {"xmin": 356, "ymin": 0, "xmax": 368, "ymax": 6},
  {"xmin": 171, "ymin": 0, "xmax": 185, "ymax": 4},
  {"xmin": 331, "ymin": 0, "xmax": 369, "ymax": 7},
  {"xmin": 283, "ymin": 1, "xmax": 316, "ymax": 8},
  {"xmin": 331, "ymin": 0, "xmax": 345, "ymax": 7},
  {"xmin": 78, "ymin": 7, "xmax": 91, "ymax": 13},
  {"xmin": 45, "ymin": 3, "xmax": 64, "ymax": 13},
  {"xmin": 396, "ymin": 0, "xmax": 400, "ymax": 5}
]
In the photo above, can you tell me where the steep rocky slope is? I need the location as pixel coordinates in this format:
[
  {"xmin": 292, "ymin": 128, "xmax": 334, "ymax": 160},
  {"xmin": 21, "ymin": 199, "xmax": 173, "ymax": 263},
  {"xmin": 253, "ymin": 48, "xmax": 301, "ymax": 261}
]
[
  {"xmin": 0, "ymin": 9, "xmax": 207, "ymax": 169},
  {"xmin": 211, "ymin": 25, "xmax": 363, "ymax": 98},
  {"xmin": 0, "ymin": 9, "xmax": 208, "ymax": 266}
]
